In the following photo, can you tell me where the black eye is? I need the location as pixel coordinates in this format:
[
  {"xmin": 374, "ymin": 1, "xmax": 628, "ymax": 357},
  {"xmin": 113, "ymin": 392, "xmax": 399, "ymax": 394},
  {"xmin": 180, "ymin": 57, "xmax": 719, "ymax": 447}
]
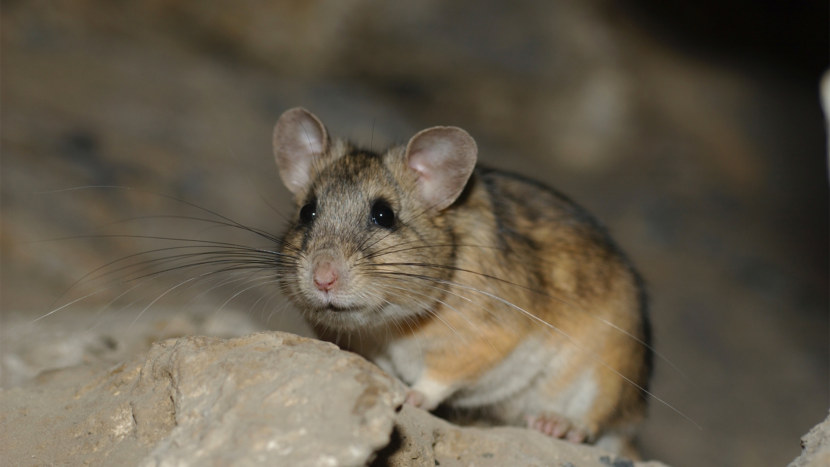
[
  {"xmin": 299, "ymin": 200, "xmax": 316, "ymax": 224},
  {"xmin": 371, "ymin": 200, "xmax": 395, "ymax": 229}
]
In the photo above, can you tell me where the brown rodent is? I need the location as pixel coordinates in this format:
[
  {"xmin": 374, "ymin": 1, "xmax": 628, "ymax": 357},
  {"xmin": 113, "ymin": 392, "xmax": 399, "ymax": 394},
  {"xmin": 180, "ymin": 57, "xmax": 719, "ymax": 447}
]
[{"xmin": 273, "ymin": 107, "xmax": 652, "ymax": 454}]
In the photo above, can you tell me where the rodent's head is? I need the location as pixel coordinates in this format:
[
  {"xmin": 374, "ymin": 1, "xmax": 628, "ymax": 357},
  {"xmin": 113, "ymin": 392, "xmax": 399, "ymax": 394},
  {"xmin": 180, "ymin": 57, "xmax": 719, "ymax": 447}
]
[{"xmin": 273, "ymin": 108, "xmax": 477, "ymax": 331}]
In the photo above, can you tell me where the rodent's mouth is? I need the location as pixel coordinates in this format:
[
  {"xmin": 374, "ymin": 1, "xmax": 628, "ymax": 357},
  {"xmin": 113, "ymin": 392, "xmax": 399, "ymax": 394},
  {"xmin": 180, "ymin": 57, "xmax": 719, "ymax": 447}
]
[
  {"xmin": 322, "ymin": 304, "xmax": 363, "ymax": 313},
  {"xmin": 303, "ymin": 289, "xmax": 365, "ymax": 313}
]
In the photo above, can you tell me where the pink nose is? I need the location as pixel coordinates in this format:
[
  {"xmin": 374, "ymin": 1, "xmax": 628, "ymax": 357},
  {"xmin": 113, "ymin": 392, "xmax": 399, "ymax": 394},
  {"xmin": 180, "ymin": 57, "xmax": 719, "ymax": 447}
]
[{"xmin": 313, "ymin": 261, "xmax": 338, "ymax": 292}]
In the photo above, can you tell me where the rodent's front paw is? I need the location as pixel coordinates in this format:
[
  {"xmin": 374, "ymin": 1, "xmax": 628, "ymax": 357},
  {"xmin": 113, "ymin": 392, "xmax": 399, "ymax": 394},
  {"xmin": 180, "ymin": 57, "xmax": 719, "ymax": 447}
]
[
  {"xmin": 405, "ymin": 378, "xmax": 454, "ymax": 411},
  {"xmin": 526, "ymin": 413, "xmax": 589, "ymax": 444},
  {"xmin": 404, "ymin": 389, "xmax": 428, "ymax": 409}
]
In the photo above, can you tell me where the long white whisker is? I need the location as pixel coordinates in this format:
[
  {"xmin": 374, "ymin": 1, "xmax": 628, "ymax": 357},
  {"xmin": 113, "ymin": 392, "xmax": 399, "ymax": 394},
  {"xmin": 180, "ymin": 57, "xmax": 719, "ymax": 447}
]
[
  {"xmin": 375, "ymin": 271, "xmax": 700, "ymax": 430},
  {"xmin": 369, "ymin": 261, "xmax": 682, "ymax": 379}
]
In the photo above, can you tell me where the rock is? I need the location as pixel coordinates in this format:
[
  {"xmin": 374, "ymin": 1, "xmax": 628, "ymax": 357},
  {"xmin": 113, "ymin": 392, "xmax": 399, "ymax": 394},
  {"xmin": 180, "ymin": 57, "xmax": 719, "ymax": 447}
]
[
  {"xmin": 790, "ymin": 411, "xmax": 830, "ymax": 467},
  {"xmin": 379, "ymin": 404, "xmax": 668, "ymax": 467},
  {"xmin": 1, "ymin": 329, "xmax": 670, "ymax": 466},
  {"xmin": 1, "ymin": 332, "xmax": 407, "ymax": 466},
  {"xmin": 0, "ymin": 307, "xmax": 271, "ymax": 388}
]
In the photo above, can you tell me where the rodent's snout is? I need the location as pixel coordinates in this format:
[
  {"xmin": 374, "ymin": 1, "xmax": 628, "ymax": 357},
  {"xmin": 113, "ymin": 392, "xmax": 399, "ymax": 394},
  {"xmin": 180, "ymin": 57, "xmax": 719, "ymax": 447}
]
[
  {"xmin": 310, "ymin": 251, "xmax": 348, "ymax": 295},
  {"xmin": 313, "ymin": 258, "xmax": 338, "ymax": 292}
]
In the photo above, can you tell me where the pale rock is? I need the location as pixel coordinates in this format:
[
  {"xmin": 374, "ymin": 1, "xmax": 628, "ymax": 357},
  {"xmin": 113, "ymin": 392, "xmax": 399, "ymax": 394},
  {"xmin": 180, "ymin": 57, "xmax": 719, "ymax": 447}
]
[
  {"xmin": 1, "ymin": 332, "xmax": 406, "ymax": 466},
  {"xmin": 790, "ymin": 411, "xmax": 830, "ymax": 467},
  {"xmin": 0, "ymin": 307, "xmax": 266, "ymax": 388},
  {"xmin": 1, "ymin": 327, "xmax": 672, "ymax": 466},
  {"xmin": 379, "ymin": 404, "xmax": 668, "ymax": 467}
]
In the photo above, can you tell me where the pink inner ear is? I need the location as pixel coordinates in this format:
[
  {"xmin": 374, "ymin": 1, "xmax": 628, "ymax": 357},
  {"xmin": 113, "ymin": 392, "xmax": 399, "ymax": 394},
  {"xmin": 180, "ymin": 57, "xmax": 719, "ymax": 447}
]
[
  {"xmin": 273, "ymin": 108, "xmax": 329, "ymax": 195},
  {"xmin": 405, "ymin": 126, "xmax": 477, "ymax": 210},
  {"xmin": 408, "ymin": 159, "xmax": 432, "ymax": 180},
  {"xmin": 298, "ymin": 122, "xmax": 325, "ymax": 155}
]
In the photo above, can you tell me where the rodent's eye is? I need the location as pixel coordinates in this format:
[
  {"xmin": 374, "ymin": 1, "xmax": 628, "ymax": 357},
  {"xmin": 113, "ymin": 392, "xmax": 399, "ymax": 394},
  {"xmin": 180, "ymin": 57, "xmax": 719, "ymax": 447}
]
[
  {"xmin": 299, "ymin": 200, "xmax": 317, "ymax": 224},
  {"xmin": 371, "ymin": 200, "xmax": 395, "ymax": 229}
]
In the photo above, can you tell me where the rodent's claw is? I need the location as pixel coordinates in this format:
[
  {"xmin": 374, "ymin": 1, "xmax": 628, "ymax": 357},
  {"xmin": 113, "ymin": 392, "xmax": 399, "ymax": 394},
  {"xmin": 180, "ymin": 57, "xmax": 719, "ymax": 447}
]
[{"xmin": 526, "ymin": 413, "xmax": 589, "ymax": 444}]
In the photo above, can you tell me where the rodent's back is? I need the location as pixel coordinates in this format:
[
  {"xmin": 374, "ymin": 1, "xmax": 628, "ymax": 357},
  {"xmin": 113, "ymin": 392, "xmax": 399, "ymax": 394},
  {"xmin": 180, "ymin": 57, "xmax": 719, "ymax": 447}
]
[
  {"xmin": 450, "ymin": 166, "xmax": 646, "ymax": 316},
  {"xmin": 446, "ymin": 166, "xmax": 652, "ymax": 419}
]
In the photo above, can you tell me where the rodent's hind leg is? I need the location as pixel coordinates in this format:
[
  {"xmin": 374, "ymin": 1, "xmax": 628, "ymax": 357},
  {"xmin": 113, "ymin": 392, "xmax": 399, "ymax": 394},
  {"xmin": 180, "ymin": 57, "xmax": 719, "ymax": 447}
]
[{"xmin": 525, "ymin": 413, "xmax": 590, "ymax": 444}]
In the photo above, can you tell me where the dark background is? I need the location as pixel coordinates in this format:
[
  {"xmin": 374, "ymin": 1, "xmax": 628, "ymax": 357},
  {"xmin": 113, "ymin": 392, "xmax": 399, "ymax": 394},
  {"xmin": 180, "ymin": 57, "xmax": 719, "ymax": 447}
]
[{"xmin": 2, "ymin": 1, "xmax": 827, "ymax": 464}]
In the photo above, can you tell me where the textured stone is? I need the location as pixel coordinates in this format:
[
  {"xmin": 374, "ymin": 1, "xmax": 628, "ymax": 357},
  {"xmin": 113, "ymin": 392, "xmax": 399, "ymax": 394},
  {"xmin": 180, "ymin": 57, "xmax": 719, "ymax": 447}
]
[
  {"xmin": 378, "ymin": 405, "xmax": 667, "ymax": 467},
  {"xmin": 0, "ymin": 307, "xmax": 267, "ymax": 388},
  {"xmin": 0, "ymin": 327, "xmax": 676, "ymax": 466},
  {"xmin": 1, "ymin": 331, "xmax": 406, "ymax": 466},
  {"xmin": 790, "ymin": 411, "xmax": 830, "ymax": 467}
]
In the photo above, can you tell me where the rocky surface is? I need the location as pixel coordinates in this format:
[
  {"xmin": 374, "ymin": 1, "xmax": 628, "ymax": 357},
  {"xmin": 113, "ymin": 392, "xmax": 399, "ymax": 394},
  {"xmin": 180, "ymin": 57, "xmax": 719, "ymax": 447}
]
[
  {"xmin": 1, "ymin": 307, "xmax": 270, "ymax": 388},
  {"xmin": 1, "ymin": 330, "xmax": 404, "ymax": 466},
  {"xmin": 790, "ymin": 412, "xmax": 830, "ymax": 467},
  {"xmin": 1, "ymin": 327, "xmax": 668, "ymax": 466},
  {"xmin": 383, "ymin": 405, "xmax": 667, "ymax": 467}
]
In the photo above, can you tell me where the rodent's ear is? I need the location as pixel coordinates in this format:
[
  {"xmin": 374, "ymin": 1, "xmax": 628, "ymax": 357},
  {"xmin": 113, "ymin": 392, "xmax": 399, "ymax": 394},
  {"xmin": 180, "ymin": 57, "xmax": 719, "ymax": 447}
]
[
  {"xmin": 405, "ymin": 126, "xmax": 477, "ymax": 211},
  {"xmin": 273, "ymin": 107, "xmax": 329, "ymax": 195}
]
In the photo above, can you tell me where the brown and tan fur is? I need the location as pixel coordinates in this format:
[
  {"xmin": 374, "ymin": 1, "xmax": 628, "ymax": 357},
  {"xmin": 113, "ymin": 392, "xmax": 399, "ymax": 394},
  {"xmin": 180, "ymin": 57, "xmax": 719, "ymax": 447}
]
[{"xmin": 273, "ymin": 108, "xmax": 652, "ymax": 454}]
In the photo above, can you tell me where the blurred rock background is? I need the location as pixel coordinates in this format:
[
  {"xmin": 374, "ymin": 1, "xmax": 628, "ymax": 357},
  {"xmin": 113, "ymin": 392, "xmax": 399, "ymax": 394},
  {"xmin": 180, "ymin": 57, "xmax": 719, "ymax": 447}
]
[{"xmin": 1, "ymin": 1, "xmax": 827, "ymax": 464}]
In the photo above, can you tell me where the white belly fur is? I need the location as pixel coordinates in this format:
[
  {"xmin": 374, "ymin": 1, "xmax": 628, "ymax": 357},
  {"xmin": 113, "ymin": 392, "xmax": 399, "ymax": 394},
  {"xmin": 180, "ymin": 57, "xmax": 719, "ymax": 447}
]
[{"xmin": 377, "ymin": 334, "xmax": 599, "ymax": 425}]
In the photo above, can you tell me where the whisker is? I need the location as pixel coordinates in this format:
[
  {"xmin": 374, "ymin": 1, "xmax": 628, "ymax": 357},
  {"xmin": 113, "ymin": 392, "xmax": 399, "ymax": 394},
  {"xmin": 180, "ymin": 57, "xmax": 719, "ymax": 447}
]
[
  {"xmin": 367, "ymin": 260, "xmax": 681, "ymax": 378},
  {"xmin": 369, "ymin": 269, "xmax": 700, "ymax": 430},
  {"xmin": 363, "ymin": 242, "xmax": 505, "ymax": 261},
  {"xmin": 37, "ymin": 185, "xmax": 285, "ymax": 245},
  {"xmin": 129, "ymin": 276, "xmax": 201, "ymax": 329},
  {"xmin": 217, "ymin": 277, "xmax": 283, "ymax": 313},
  {"xmin": 378, "ymin": 283, "xmax": 467, "ymax": 339},
  {"xmin": 82, "ymin": 281, "xmax": 148, "ymax": 332},
  {"xmin": 352, "ymin": 204, "xmax": 437, "ymax": 255},
  {"xmin": 31, "ymin": 289, "xmax": 110, "ymax": 324}
]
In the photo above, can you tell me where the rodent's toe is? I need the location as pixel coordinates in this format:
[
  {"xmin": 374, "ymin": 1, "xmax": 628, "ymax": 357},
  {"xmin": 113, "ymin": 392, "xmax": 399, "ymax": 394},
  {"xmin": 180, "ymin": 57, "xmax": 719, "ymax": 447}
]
[
  {"xmin": 566, "ymin": 427, "xmax": 588, "ymax": 443},
  {"xmin": 526, "ymin": 413, "xmax": 589, "ymax": 443},
  {"xmin": 404, "ymin": 389, "xmax": 427, "ymax": 408}
]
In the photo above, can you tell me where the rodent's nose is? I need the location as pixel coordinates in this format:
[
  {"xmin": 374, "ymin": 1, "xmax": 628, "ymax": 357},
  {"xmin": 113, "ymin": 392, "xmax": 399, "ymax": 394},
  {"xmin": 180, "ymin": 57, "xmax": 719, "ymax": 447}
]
[{"xmin": 313, "ymin": 261, "xmax": 339, "ymax": 292}]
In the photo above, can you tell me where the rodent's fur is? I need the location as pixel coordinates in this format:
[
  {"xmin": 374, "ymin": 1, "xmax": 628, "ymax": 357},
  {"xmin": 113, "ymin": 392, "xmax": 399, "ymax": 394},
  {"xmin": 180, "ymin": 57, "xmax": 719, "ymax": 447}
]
[{"xmin": 274, "ymin": 107, "xmax": 652, "ymax": 454}]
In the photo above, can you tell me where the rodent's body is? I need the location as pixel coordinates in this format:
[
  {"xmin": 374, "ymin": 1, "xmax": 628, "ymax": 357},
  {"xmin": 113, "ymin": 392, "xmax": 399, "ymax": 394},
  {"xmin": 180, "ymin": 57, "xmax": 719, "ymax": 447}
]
[{"xmin": 273, "ymin": 108, "xmax": 651, "ymax": 453}]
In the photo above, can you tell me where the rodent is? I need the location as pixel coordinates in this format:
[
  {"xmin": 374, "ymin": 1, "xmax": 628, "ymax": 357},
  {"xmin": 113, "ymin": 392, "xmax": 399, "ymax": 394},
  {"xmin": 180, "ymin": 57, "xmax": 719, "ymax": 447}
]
[{"xmin": 273, "ymin": 107, "xmax": 652, "ymax": 454}]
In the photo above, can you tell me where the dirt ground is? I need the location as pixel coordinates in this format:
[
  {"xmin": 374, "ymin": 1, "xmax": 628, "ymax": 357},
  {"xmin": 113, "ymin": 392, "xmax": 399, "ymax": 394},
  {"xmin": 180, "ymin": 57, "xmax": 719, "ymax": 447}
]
[{"xmin": 2, "ymin": 2, "xmax": 827, "ymax": 465}]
